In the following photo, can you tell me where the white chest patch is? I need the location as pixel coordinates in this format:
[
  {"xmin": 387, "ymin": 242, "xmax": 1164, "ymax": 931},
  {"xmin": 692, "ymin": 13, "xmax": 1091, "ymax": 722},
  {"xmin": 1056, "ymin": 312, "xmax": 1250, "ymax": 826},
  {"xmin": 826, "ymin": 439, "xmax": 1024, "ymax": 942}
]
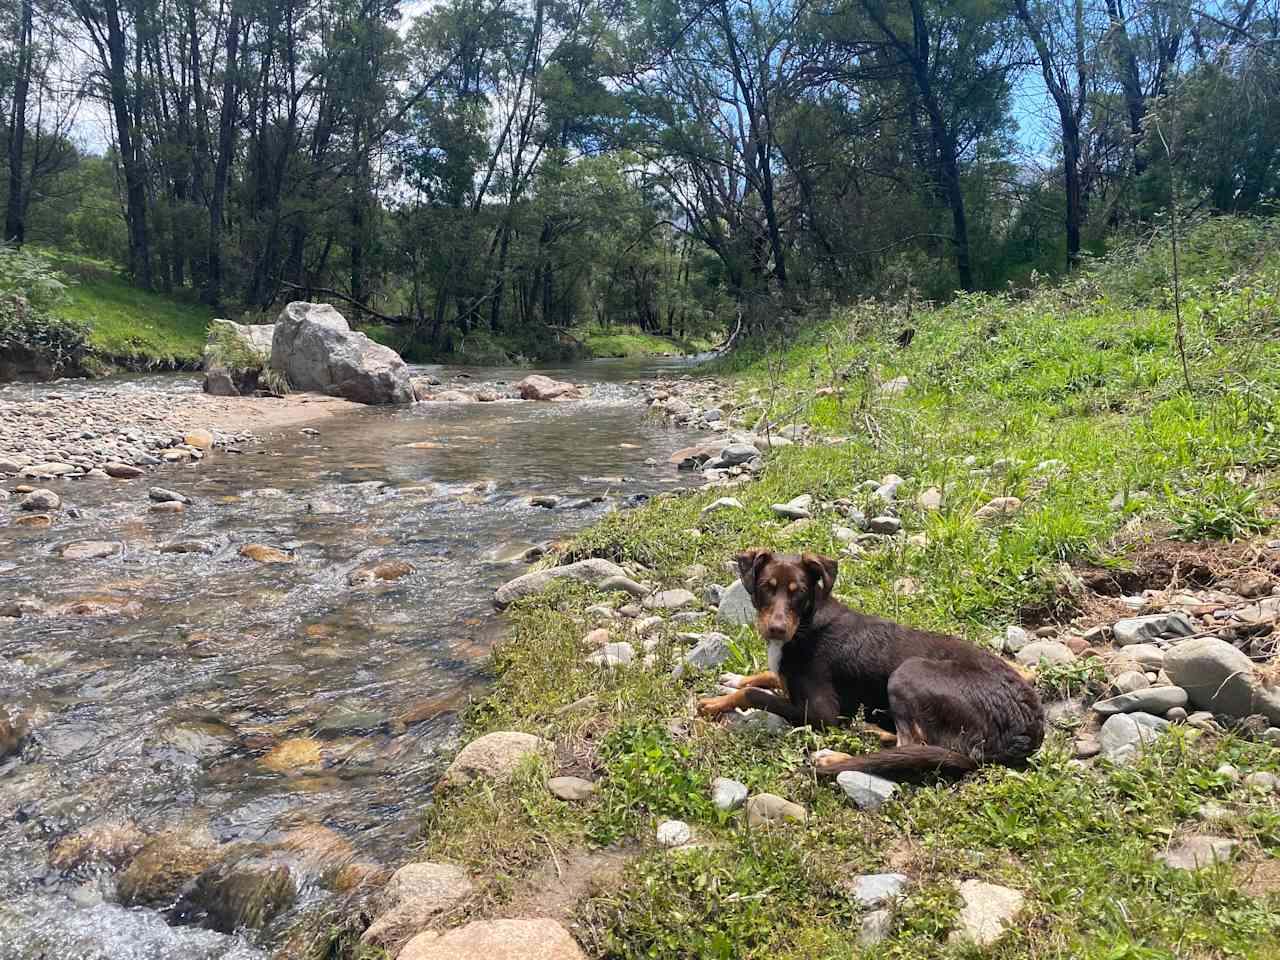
[{"xmin": 766, "ymin": 641, "xmax": 784, "ymax": 675}]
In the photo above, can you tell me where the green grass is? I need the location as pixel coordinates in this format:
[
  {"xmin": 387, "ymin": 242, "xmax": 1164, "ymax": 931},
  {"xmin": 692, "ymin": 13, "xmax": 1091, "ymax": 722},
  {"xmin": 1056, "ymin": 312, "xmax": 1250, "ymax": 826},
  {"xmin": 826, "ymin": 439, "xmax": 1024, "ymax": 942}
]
[
  {"xmin": 39, "ymin": 250, "xmax": 214, "ymax": 369},
  {"xmin": 579, "ymin": 323, "xmax": 704, "ymax": 358},
  {"xmin": 364, "ymin": 320, "xmax": 707, "ymax": 363},
  {"xmin": 315, "ymin": 216, "xmax": 1280, "ymax": 959}
]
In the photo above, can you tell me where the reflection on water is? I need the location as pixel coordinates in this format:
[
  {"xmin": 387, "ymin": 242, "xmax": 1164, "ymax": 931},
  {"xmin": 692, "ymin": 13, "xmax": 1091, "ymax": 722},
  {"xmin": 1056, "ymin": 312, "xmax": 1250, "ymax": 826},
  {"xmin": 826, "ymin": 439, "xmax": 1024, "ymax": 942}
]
[{"xmin": 0, "ymin": 358, "xmax": 703, "ymax": 959}]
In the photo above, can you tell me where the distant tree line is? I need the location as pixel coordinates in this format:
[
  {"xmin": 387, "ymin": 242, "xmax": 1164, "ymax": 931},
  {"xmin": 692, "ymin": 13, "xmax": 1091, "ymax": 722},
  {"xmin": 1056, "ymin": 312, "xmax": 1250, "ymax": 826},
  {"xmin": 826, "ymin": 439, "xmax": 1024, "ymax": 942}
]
[{"xmin": 2, "ymin": 0, "xmax": 1279, "ymax": 354}]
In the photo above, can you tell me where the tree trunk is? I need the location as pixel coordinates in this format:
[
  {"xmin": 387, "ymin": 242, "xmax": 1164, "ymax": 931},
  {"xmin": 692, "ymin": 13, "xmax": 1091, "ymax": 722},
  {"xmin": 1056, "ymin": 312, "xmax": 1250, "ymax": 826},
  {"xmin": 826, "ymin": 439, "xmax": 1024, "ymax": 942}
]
[
  {"xmin": 100, "ymin": 0, "xmax": 152, "ymax": 288},
  {"xmin": 205, "ymin": 5, "xmax": 241, "ymax": 304},
  {"xmin": 4, "ymin": 0, "xmax": 33, "ymax": 245},
  {"xmin": 1105, "ymin": 0, "xmax": 1146, "ymax": 174}
]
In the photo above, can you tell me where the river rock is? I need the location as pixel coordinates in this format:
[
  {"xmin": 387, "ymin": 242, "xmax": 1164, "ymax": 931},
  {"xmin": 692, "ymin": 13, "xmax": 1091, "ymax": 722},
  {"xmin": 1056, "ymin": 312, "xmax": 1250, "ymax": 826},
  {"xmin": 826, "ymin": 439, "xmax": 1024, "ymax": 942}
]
[
  {"xmin": 1244, "ymin": 771, "xmax": 1279, "ymax": 792},
  {"xmin": 160, "ymin": 539, "xmax": 221, "ymax": 555},
  {"xmin": 183, "ymin": 430, "xmax": 216, "ymax": 451},
  {"xmin": 116, "ymin": 829, "xmax": 219, "ymax": 907},
  {"xmin": 50, "ymin": 821, "xmax": 147, "ymax": 871},
  {"xmin": 1092, "ymin": 686, "xmax": 1188, "ymax": 716},
  {"xmin": 599, "ymin": 574, "xmax": 650, "ymax": 597},
  {"xmin": 493, "ymin": 558, "xmax": 625, "ymax": 608},
  {"xmin": 358, "ymin": 861, "xmax": 474, "ymax": 948},
  {"xmin": 1164, "ymin": 637, "xmax": 1280, "ymax": 723},
  {"xmin": 656, "ymin": 820, "xmax": 692, "ymax": 846},
  {"xmin": 1158, "ymin": 835, "xmax": 1237, "ymax": 871},
  {"xmin": 1118, "ymin": 643, "xmax": 1166, "ymax": 670},
  {"xmin": 866, "ymin": 516, "xmax": 901, "ymax": 535},
  {"xmin": 1003, "ymin": 625, "xmax": 1031, "ymax": 654},
  {"xmin": 348, "ymin": 560, "xmax": 414, "ymax": 586},
  {"xmin": 585, "ymin": 641, "xmax": 636, "ymax": 669},
  {"xmin": 717, "ymin": 579, "xmax": 755, "ymax": 627},
  {"xmin": 440, "ymin": 731, "xmax": 551, "ymax": 788},
  {"xmin": 148, "ymin": 486, "xmax": 191, "ymax": 504},
  {"xmin": 672, "ymin": 632, "xmax": 731, "ymax": 678},
  {"xmin": 860, "ymin": 910, "xmax": 894, "ymax": 946},
  {"xmin": 105, "ymin": 462, "xmax": 145, "ymax": 479},
  {"xmin": 261, "ymin": 737, "xmax": 324, "ymax": 774},
  {"xmin": 711, "ymin": 777, "xmax": 748, "ymax": 811},
  {"xmin": 517, "ymin": 375, "xmax": 583, "ymax": 401},
  {"xmin": 1015, "ymin": 640, "xmax": 1076, "ymax": 668},
  {"xmin": 20, "ymin": 461, "xmax": 77, "ymax": 478},
  {"xmin": 643, "ymin": 588, "xmax": 697, "ymax": 611},
  {"xmin": 48, "ymin": 595, "xmax": 143, "ymax": 618},
  {"xmin": 716, "ymin": 443, "xmax": 760, "ymax": 466},
  {"xmin": 240, "ymin": 544, "xmax": 294, "ymax": 564},
  {"xmin": 19, "ymin": 488, "xmax": 60, "ymax": 511},
  {"xmin": 270, "ymin": 301, "xmax": 413, "ymax": 405},
  {"xmin": 850, "ymin": 873, "xmax": 909, "ymax": 907},
  {"xmin": 1111, "ymin": 670, "xmax": 1151, "ymax": 695},
  {"xmin": 0, "ymin": 596, "xmax": 44, "ymax": 617},
  {"xmin": 175, "ymin": 855, "xmax": 297, "ymax": 932},
  {"xmin": 837, "ymin": 771, "xmax": 898, "ymax": 809},
  {"xmin": 548, "ymin": 776, "xmax": 596, "ymax": 801},
  {"xmin": 399, "ymin": 918, "xmax": 586, "ymax": 960},
  {"xmin": 975, "ymin": 496, "xmax": 1022, "ymax": 521},
  {"xmin": 745, "ymin": 793, "xmax": 807, "ymax": 826},
  {"xmin": 917, "ymin": 487, "xmax": 942, "ymax": 511},
  {"xmin": 701, "ymin": 496, "xmax": 743, "ymax": 516},
  {"xmin": 149, "ymin": 501, "xmax": 186, "ymax": 514},
  {"xmin": 771, "ymin": 495, "xmax": 812, "ymax": 519},
  {"xmin": 1098, "ymin": 711, "xmax": 1170, "ymax": 762},
  {"xmin": 1, "ymin": 713, "xmax": 27, "ymax": 759},
  {"xmin": 58, "ymin": 540, "xmax": 122, "ymax": 561},
  {"xmin": 1114, "ymin": 613, "xmax": 1195, "ymax": 646},
  {"xmin": 949, "ymin": 880, "xmax": 1025, "ymax": 947}
]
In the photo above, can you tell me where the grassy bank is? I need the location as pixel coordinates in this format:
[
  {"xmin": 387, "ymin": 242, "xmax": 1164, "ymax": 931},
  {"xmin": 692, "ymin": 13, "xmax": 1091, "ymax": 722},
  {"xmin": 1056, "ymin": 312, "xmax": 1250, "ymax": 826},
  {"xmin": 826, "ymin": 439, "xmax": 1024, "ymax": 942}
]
[
  {"xmin": 580, "ymin": 324, "xmax": 705, "ymax": 359},
  {"xmin": 47, "ymin": 252, "xmax": 214, "ymax": 370},
  {"xmin": 365, "ymin": 321, "xmax": 706, "ymax": 364},
  {"xmin": 320, "ymin": 218, "xmax": 1280, "ymax": 959}
]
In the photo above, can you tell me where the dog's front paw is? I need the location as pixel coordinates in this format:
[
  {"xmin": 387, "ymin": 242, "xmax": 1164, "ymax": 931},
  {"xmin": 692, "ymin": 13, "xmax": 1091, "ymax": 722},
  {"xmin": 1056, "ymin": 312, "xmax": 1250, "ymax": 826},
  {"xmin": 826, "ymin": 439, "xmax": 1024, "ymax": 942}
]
[
  {"xmin": 697, "ymin": 694, "xmax": 737, "ymax": 718},
  {"xmin": 811, "ymin": 749, "xmax": 856, "ymax": 775},
  {"xmin": 719, "ymin": 672, "xmax": 746, "ymax": 689}
]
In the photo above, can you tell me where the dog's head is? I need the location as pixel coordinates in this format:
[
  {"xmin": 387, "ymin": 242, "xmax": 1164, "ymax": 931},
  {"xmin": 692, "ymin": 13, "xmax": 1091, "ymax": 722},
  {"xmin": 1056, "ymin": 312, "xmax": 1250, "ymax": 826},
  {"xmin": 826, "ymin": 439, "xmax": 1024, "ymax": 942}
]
[{"xmin": 735, "ymin": 549, "xmax": 838, "ymax": 643}]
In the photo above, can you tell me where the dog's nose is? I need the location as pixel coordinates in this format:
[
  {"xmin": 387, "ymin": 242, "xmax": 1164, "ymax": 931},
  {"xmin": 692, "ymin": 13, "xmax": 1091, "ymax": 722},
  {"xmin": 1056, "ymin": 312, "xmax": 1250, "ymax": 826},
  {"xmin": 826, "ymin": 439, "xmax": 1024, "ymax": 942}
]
[{"xmin": 765, "ymin": 619, "xmax": 789, "ymax": 640}]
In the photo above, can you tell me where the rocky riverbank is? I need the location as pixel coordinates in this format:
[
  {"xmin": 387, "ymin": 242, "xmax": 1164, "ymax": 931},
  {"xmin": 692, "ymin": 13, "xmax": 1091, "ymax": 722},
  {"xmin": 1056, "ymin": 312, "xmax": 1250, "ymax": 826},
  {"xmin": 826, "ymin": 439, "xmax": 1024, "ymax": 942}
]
[
  {"xmin": 329, "ymin": 365, "xmax": 1280, "ymax": 959},
  {"xmin": 0, "ymin": 384, "xmax": 363, "ymax": 482}
]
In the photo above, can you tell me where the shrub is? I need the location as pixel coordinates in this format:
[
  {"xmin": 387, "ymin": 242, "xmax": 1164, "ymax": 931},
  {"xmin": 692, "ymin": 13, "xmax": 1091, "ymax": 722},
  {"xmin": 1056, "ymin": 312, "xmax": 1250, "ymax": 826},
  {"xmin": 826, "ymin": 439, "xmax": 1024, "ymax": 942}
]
[
  {"xmin": 0, "ymin": 247, "xmax": 89, "ymax": 374},
  {"xmin": 203, "ymin": 322, "xmax": 289, "ymax": 396}
]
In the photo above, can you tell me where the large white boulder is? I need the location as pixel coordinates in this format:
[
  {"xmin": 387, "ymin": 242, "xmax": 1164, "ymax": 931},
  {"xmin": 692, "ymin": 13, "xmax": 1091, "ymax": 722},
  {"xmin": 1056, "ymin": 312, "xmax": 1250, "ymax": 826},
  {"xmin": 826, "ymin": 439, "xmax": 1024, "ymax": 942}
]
[{"xmin": 269, "ymin": 301, "xmax": 413, "ymax": 405}]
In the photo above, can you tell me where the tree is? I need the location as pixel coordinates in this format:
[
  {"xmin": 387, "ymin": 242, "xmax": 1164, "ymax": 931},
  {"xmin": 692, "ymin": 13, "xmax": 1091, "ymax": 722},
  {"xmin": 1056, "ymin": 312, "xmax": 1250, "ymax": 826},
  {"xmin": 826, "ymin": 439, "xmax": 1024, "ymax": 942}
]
[
  {"xmin": 4, "ymin": 0, "xmax": 34, "ymax": 244},
  {"xmin": 70, "ymin": 0, "xmax": 154, "ymax": 288},
  {"xmin": 1012, "ymin": 0, "xmax": 1096, "ymax": 267},
  {"xmin": 846, "ymin": 0, "xmax": 1021, "ymax": 291}
]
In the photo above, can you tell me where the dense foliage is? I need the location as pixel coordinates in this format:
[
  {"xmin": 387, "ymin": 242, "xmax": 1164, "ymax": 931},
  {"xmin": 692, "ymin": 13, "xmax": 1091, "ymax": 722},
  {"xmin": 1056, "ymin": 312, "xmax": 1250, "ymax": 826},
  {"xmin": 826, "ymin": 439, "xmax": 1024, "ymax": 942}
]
[
  {"xmin": 0, "ymin": 244, "xmax": 88, "ymax": 372},
  {"xmin": 2, "ymin": 0, "xmax": 1280, "ymax": 357}
]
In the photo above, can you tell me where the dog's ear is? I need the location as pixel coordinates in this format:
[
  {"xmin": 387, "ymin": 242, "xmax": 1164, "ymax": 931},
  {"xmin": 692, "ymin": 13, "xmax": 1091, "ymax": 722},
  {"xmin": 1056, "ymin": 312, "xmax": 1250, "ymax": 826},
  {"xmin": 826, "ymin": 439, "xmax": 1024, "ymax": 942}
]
[
  {"xmin": 801, "ymin": 553, "xmax": 838, "ymax": 604},
  {"xmin": 736, "ymin": 549, "xmax": 772, "ymax": 597}
]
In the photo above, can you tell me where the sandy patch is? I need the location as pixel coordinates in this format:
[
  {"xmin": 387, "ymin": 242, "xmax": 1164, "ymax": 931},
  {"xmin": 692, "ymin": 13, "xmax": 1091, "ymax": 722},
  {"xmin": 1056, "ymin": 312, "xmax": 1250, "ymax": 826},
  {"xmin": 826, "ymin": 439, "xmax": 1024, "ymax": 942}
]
[{"xmin": 170, "ymin": 392, "xmax": 364, "ymax": 434}]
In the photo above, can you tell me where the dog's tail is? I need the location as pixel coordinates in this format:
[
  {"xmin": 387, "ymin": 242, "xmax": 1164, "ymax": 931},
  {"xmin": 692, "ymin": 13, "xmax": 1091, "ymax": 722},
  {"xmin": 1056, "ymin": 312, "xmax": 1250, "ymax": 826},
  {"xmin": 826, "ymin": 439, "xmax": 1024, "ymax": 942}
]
[{"xmin": 822, "ymin": 745, "xmax": 979, "ymax": 782}]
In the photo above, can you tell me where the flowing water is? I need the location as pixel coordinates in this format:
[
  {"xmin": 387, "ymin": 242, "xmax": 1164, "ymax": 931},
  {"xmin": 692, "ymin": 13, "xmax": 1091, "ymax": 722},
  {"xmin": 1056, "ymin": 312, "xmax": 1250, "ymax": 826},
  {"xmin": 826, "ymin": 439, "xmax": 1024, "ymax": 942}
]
[{"xmin": 0, "ymin": 359, "xmax": 705, "ymax": 959}]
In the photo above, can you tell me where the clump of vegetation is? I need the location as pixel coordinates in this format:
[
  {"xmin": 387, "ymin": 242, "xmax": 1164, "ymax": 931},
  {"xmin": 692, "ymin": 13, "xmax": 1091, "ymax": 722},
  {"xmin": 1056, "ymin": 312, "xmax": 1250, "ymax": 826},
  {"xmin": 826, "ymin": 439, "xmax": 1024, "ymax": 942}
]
[
  {"xmin": 0, "ymin": 245, "xmax": 89, "ymax": 375},
  {"xmin": 203, "ymin": 321, "xmax": 289, "ymax": 396}
]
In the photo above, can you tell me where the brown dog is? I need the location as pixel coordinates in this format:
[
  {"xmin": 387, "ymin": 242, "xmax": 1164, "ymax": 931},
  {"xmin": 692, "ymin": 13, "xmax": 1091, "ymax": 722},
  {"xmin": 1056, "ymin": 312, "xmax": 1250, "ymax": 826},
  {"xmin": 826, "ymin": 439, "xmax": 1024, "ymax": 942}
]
[{"xmin": 697, "ymin": 550, "xmax": 1045, "ymax": 780}]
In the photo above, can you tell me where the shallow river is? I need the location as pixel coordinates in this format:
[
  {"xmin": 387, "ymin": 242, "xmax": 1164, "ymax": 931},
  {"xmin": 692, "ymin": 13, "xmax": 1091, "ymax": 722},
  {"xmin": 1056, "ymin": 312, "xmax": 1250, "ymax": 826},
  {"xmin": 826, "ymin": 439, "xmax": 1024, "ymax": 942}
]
[{"xmin": 0, "ymin": 359, "xmax": 704, "ymax": 959}]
